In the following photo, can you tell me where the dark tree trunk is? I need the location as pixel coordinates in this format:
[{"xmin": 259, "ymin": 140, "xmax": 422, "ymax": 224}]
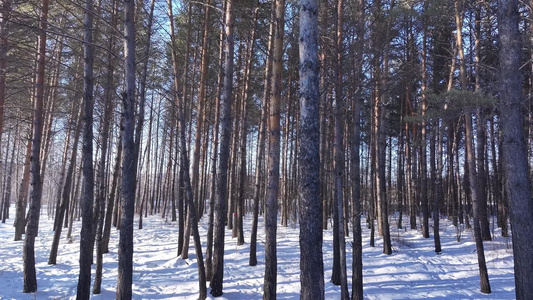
[
  {"xmin": 210, "ymin": 0, "xmax": 234, "ymax": 296},
  {"xmin": 498, "ymin": 1, "xmax": 533, "ymax": 298},
  {"xmin": 103, "ymin": 120, "xmax": 123, "ymax": 253},
  {"xmin": 48, "ymin": 107, "xmax": 82, "ymax": 265},
  {"xmin": 331, "ymin": 0, "xmax": 349, "ymax": 296},
  {"xmin": 116, "ymin": 0, "xmax": 136, "ymax": 295},
  {"xmin": 433, "ymin": 121, "xmax": 442, "ymax": 253},
  {"xmin": 93, "ymin": 0, "xmax": 120, "ymax": 293},
  {"xmin": 263, "ymin": 0, "xmax": 284, "ymax": 298},
  {"xmin": 205, "ymin": 0, "xmax": 225, "ymax": 278},
  {"xmin": 14, "ymin": 134, "xmax": 31, "ymax": 241},
  {"xmin": 298, "ymin": 0, "xmax": 324, "ymax": 298},
  {"xmin": 350, "ymin": 0, "xmax": 364, "ymax": 298},
  {"xmin": 192, "ymin": 0, "xmax": 211, "ymax": 222},
  {"xmin": 250, "ymin": 1, "xmax": 273, "ymax": 266},
  {"xmin": 23, "ymin": 0, "xmax": 48, "ymax": 292},
  {"xmin": 0, "ymin": 0, "xmax": 11, "ymax": 147},
  {"xmin": 76, "ymin": 0, "xmax": 95, "ymax": 295}
]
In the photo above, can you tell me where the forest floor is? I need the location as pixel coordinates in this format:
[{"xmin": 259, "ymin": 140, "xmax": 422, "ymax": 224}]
[{"xmin": 0, "ymin": 205, "xmax": 515, "ymax": 299}]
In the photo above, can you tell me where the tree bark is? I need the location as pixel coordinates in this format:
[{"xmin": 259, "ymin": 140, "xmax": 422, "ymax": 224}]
[
  {"xmin": 250, "ymin": 1, "xmax": 274, "ymax": 266},
  {"xmin": 116, "ymin": 0, "xmax": 136, "ymax": 295},
  {"xmin": 264, "ymin": 0, "xmax": 284, "ymax": 298},
  {"xmin": 23, "ymin": 0, "xmax": 48, "ymax": 292},
  {"xmin": 298, "ymin": 0, "xmax": 324, "ymax": 298},
  {"xmin": 93, "ymin": 0, "xmax": 120, "ymax": 293},
  {"xmin": 498, "ymin": 1, "xmax": 533, "ymax": 298},
  {"xmin": 76, "ymin": 0, "xmax": 96, "ymax": 295},
  {"xmin": 205, "ymin": 0, "xmax": 225, "ymax": 279},
  {"xmin": 210, "ymin": 0, "xmax": 234, "ymax": 296},
  {"xmin": 455, "ymin": 0, "xmax": 490, "ymax": 293}
]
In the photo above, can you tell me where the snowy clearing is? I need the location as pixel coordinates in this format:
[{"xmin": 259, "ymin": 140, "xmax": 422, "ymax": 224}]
[{"xmin": 0, "ymin": 205, "xmax": 515, "ymax": 299}]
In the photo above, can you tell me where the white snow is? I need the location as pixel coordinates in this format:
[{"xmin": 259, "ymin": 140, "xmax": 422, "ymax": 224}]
[{"xmin": 0, "ymin": 205, "xmax": 516, "ymax": 299}]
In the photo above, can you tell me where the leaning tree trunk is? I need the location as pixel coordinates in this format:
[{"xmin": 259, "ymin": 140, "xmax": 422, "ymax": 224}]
[{"xmin": 48, "ymin": 106, "xmax": 82, "ymax": 265}]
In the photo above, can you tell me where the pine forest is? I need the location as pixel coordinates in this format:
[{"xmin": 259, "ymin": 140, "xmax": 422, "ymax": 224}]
[{"xmin": 0, "ymin": 0, "xmax": 532, "ymax": 299}]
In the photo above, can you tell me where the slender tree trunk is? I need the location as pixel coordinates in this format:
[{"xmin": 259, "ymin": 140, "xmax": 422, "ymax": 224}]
[
  {"xmin": 22, "ymin": 0, "xmax": 48, "ymax": 292},
  {"xmin": 103, "ymin": 119, "xmax": 123, "ymax": 253},
  {"xmin": 420, "ymin": 0, "xmax": 429, "ymax": 239},
  {"xmin": 76, "ymin": 0, "xmax": 96, "ymax": 295},
  {"xmin": 14, "ymin": 130, "xmax": 31, "ymax": 241},
  {"xmin": 331, "ymin": 0, "xmax": 349, "ymax": 297},
  {"xmin": 210, "ymin": 0, "xmax": 234, "ymax": 296},
  {"xmin": 263, "ymin": 0, "xmax": 284, "ymax": 298},
  {"xmin": 192, "ymin": 0, "xmax": 211, "ymax": 221},
  {"xmin": 48, "ymin": 106, "xmax": 82, "ymax": 265},
  {"xmin": 93, "ymin": 0, "xmax": 119, "ymax": 293},
  {"xmin": 116, "ymin": 0, "xmax": 136, "ymax": 295},
  {"xmin": 474, "ymin": 6, "xmax": 491, "ymax": 241},
  {"xmin": 205, "ymin": 0, "xmax": 225, "ymax": 278},
  {"xmin": 236, "ymin": 9, "xmax": 257, "ymax": 245},
  {"xmin": 2, "ymin": 129, "xmax": 15, "ymax": 223},
  {"xmin": 250, "ymin": 1, "xmax": 274, "ymax": 266},
  {"xmin": 0, "ymin": 0, "xmax": 11, "ymax": 147},
  {"xmin": 133, "ymin": 0, "xmax": 155, "ymax": 209},
  {"xmin": 351, "ymin": 0, "xmax": 364, "ymax": 298},
  {"xmin": 433, "ymin": 120, "xmax": 443, "ymax": 253},
  {"xmin": 455, "ymin": 0, "xmax": 490, "ymax": 293}
]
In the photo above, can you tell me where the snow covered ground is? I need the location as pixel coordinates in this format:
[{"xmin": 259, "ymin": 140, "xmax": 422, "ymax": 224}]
[{"xmin": 0, "ymin": 205, "xmax": 515, "ymax": 299}]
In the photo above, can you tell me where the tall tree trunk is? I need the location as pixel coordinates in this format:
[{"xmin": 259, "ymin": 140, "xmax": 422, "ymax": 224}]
[
  {"xmin": 133, "ymin": 0, "xmax": 154, "ymax": 209},
  {"xmin": 250, "ymin": 1, "xmax": 274, "ymax": 266},
  {"xmin": 298, "ymin": 1, "xmax": 324, "ymax": 298},
  {"xmin": 498, "ymin": 0, "xmax": 533, "ymax": 298},
  {"xmin": 116, "ymin": 0, "xmax": 136, "ymax": 295},
  {"xmin": 210, "ymin": 0, "xmax": 234, "ymax": 296},
  {"xmin": 263, "ymin": 0, "xmax": 284, "ymax": 297},
  {"xmin": 455, "ymin": 0, "xmax": 490, "ymax": 293},
  {"xmin": 76, "ymin": 0, "xmax": 96, "ymax": 296},
  {"xmin": 351, "ymin": 0, "xmax": 364, "ymax": 298},
  {"xmin": 331, "ymin": 0, "xmax": 349, "ymax": 297},
  {"xmin": 420, "ymin": 0, "xmax": 429, "ymax": 239},
  {"xmin": 93, "ymin": 0, "xmax": 120, "ymax": 293},
  {"xmin": 192, "ymin": 0, "xmax": 211, "ymax": 221},
  {"xmin": 236, "ymin": 9, "xmax": 257, "ymax": 245},
  {"xmin": 103, "ymin": 118, "xmax": 123, "ymax": 253},
  {"xmin": 205, "ymin": 0, "xmax": 225, "ymax": 279},
  {"xmin": 474, "ymin": 6, "xmax": 491, "ymax": 241},
  {"xmin": 23, "ymin": 0, "xmax": 48, "ymax": 292},
  {"xmin": 0, "ymin": 0, "xmax": 11, "ymax": 147}
]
